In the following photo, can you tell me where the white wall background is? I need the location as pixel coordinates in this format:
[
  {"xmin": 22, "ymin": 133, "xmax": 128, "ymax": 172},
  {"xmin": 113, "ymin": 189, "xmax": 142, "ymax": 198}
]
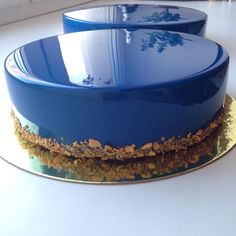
[{"xmin": 0, "ymin": 0, "xmax": 95, "ymax": 25}]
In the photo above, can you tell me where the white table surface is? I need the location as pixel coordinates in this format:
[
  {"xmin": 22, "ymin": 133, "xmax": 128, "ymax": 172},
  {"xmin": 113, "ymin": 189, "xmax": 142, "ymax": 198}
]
[{"xmin": 0, "ymin": 1, "xmax": 236, "ymax": 236}]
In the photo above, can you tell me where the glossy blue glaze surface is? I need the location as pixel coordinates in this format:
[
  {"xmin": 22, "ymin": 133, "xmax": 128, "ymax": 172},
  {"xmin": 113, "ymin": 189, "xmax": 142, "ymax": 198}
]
[
  {"xmin": 63, "ymin": 4, "xmax": 207, "ymax": 36},
  {"xmin": 5, "ymin": 29, "xmax": 229, "ymax": 147}
]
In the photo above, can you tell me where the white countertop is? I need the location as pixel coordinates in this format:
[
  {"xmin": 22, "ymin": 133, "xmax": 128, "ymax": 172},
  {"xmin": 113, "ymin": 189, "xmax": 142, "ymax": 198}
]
[{"xmin": 0, "ymin": 1, "xmax": 236, "ymax": 236}]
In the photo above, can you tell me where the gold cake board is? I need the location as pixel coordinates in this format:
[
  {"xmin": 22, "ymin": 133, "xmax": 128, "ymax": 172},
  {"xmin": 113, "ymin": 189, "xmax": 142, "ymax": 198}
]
[{"xmin": 0, "ymin": 94, "xmax": 235, "ymax": 184}]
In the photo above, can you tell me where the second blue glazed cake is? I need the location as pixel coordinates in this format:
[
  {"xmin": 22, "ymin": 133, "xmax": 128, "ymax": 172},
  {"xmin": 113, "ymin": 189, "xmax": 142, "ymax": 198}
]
[
  {"xmin": 63, "ymin": 4, "xmax": 207, "ymax": 36},
  {"xmin": 5, "ymin": 29, "xmax": 229, "ymax": 160}
]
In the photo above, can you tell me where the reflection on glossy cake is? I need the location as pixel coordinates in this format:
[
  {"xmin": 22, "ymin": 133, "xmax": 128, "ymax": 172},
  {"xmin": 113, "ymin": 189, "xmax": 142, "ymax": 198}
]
[
  {"xmin": 63, "ymin": 4, "xmax": 207, "ymax": 36},
  {"xmin": 5, "ymin": 29, "xmax": 229, "ymax": 160}
]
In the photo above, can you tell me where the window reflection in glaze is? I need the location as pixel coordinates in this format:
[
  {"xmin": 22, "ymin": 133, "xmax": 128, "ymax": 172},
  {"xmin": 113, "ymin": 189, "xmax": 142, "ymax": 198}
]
[
  {"xmin": 64, "ymin": 4, "xmax": 205, "ymax": 25},
  {"xmin": 6, "ymin": 29, "xmax": 226, "ymax": 90}
]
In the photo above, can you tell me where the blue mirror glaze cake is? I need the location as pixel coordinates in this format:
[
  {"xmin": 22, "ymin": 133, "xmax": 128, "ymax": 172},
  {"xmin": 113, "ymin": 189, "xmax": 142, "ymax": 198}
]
[
  {"xmin": 63, "ymin": 4, "xmax": 207, "ymax": 36},
  {"xmin": 5, "ymin": 29, "xmax": 229, "ymax": 160}
]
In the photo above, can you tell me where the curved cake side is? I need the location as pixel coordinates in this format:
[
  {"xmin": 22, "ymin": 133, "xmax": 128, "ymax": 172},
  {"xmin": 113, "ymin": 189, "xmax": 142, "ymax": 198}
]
[
  {"xmin": 4, "ymin": 29, "xmax": 229, "ymax": 160},
  {"xmin": 63, "ymin": 4, "xmax": 207, "ymax": 35}
]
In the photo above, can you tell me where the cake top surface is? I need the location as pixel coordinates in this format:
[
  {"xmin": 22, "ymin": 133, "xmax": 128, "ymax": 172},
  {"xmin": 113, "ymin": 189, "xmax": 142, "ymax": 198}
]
[
  {"xmin": 5, "ymin": 29, "xmax": 228, "ymax": 90},
  {"xmin": 64, "ymin": 4, "xmax": 207, "ymax": 25}
]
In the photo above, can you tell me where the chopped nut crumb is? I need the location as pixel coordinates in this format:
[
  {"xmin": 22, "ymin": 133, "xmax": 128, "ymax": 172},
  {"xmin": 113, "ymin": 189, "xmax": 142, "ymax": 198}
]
[
  {"xmin": 141, "ymin": 143, "xmax": 153, "ymax": 150},
  {"xmin": 11, "ymin": 107, "xmax": 224, "ymax": 161},
  {"xmin": 88, "ymin": 139, "xmax": 102, "ymax": 148},
  {"xmin": 125, "ymin": 145, "xmax": 135, "ymax": 153},
  {"xmin": 14, "ymin": 124, "xmax": 220, "ymax": 182}
]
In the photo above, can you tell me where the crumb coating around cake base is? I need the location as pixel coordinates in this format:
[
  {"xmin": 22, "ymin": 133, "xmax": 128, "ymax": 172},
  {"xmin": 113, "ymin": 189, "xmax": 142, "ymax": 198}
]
[
  {"xmin": 16, "ymin": 130, "xmax": 218, "ymax": 182},
  {"xmin": 11, "ymin": 109, "xmax": 224, "ymax": 161}
]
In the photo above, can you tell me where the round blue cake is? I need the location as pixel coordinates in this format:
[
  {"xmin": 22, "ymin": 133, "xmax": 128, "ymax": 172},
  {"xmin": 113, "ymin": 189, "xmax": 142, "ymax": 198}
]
[
  {"xmin": 63, "ymin": 4, "xmax": 207, "ymax": 36},
  {"xmin": 5, "ymin": 29, "xmax": 229, "ymax": 160}
]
